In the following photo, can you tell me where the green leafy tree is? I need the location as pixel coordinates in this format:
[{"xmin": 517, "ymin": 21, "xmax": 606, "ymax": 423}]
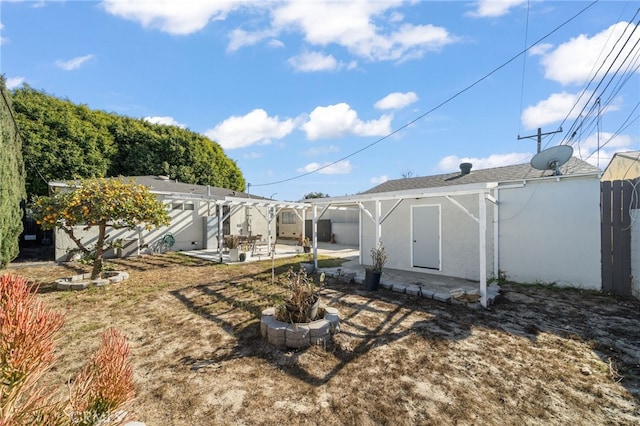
[
  {"xmin": 303, "ymin": 192, "xmax": 330, "ymax": 199},
  {"xmin": 32, "ymin": 178, "xmax": 170, "ymax": 279},
  {"xmin": 108, "ymin": 117, "xmax": 246, "ymax": 191},
  {"xmin": 11, "ymin": 85, "xmax": 116, "ymax": 196},
  {"xmin": 0, "ymin": 76, "xmax": 27, "ymax": 268},
  {"xmin": 11, "ymin": 86, "xmax": 246, "ymax": 196}
]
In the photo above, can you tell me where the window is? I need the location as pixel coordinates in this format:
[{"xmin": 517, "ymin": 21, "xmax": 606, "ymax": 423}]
[
  {"xmin": 281, "ymin": 211, "xmax": 296, "ymax": 224},
  {"xmin": 171, "ymin": 202, "xmax": 195, "ymax": 211}
]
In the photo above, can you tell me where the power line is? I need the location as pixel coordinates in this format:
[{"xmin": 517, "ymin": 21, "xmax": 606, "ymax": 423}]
[
  {"xmin": 583, "ymin": 102, "xmax": 640, "ymax": 162},
  {"xmin": 250, "ymin": 0, "xmax": 600, "ymax": 188},
  {"xmin": 553, "ymin": 12, "xmax": 640, "ymax": 148}
]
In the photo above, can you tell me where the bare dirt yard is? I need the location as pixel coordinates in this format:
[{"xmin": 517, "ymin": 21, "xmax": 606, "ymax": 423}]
[{"xmin": 6, "ymin": 253, "xmax": 640, "ymax": 425}]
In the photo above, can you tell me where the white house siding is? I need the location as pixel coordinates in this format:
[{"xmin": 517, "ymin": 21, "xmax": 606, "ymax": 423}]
[
  {"xmin": 277, "ymin": 207, "xmax": 359, "ymax": 244},
  {"xmin": 53, "ymin": 198, "xmax": 272, "ymax": 261},
  {"xmin": 326, "ymin": 208, "xmax": 359, "ymax": 245},
  {"xmin": 360, "ymin": 195, "xmax": 494, "ymax": 281},
  {"xmin": 55, "ymin": 199, "xmax": 205, "ymax": 261},
  {"xmin": 630, "ymin": 209, "xmax": 640, "ymax": 299},
  {"xmin": 498, "ymin": 175, "xmax": 601, "ymax": 290}
]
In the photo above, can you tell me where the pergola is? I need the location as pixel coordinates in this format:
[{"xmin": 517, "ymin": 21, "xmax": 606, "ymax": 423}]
[{"xmin": 304, "ymin": 182, "xmax": 498, "ymax": 308}]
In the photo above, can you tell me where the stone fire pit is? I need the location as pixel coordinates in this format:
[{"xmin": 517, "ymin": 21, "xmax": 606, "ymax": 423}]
[{"xmin": 260, "ymin": 305, "xmax": 340, "ymax": 349}]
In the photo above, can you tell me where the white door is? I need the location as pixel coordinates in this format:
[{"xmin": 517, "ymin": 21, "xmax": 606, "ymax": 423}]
[{"xmin": 412, "ymin": 205, "xmax": 440, "ymax": 269}]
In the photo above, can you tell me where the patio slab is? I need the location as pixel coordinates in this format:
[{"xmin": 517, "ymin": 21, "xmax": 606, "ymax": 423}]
[{"xmin": 182, "ymin": 242, "xmax": 498, "ymax": 307}]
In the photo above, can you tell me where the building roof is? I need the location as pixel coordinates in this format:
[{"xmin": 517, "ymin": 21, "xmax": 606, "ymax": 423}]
[
  {"xmin": 132, "ymin": 176, "xmax": 269, "ymax": 200},
  {"xmin": 50, "ymin": 175, "xmax": 265, "ymax": 201},
  {"xmin": 361, "ymin": 157, "xmax": 599, "ymax": 195}
]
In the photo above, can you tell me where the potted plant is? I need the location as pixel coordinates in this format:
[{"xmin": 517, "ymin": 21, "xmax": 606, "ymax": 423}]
[
  {"xmin": 276, "ymin": 268, "xmax": 322, "ymax": 323},
  {"xmin": 364, "ymin": 240, "xmax": 387, "ymax": 291},
  {"xmin": 224, "ymin": 235, "xmax": 241, "ymax": 262}
]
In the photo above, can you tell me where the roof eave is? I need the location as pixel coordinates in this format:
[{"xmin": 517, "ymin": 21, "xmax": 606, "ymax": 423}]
[{"xmin": 308, "ymin": 181, "xmax": 498, "ymax": 205}]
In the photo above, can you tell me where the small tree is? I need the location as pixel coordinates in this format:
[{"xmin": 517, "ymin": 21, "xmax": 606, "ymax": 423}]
[{"xmin": 32, "ymin": 178, "xmax": 170, "ymax": 279}]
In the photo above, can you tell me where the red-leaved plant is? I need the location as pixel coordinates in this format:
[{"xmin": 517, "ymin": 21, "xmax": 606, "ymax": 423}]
[{"xmin": 0, "ymin": 274, "xmax": 135, "ymax": 425}]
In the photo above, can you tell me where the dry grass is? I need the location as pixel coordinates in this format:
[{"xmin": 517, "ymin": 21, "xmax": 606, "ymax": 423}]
[{"xmin": 6, "ymin": 253, "xmax": 640, "ymax": 425}]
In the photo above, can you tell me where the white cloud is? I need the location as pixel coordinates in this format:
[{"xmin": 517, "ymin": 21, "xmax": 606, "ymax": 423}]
[
  {"xmin": 6, "ymin": 76, "xmax": 25, "ymax": 89},
  {"xmin": 55, "ymin": 54, "xmax": 94, "ymax": 71},
  {"xmin": 271, "ymin": 1, "xmax": 455, "ymax": 62},
  {"xmin": 205, "ymin": 108, "xmax": 295, "ymax": 149},
  {"xmin": 436, "ymin": 152, "xmax": 533, "ymax": 172},
  {"xmin": 302, "ymin": 145, "xmax": 340, "ymax": 157},
  {"xmin": 228, "ymin": 28, "xmax": 277, "ymax": 52},
  {"xmin": 301, "ymin": 102, "xmax": 392, "ymax": 140},
  {"xmin": 521, "ymin": 92, "xmax": 590, "ymax": 130},
  {"xmin": 297, "ymin": 160, "xmax": 352, "ymax": 174},
  {"xmin": 267, "ymin": 39, "xmax": 285, "ymax": 49},
  {"xmin": 143, "ymin": 116, "xmax": 186, "ymax": 128},
  {"xmin": 540, "ymin": 21, "xmax": 640, "ymax": 85},
  {"xmin": 101, "ymin": 0, "xmax": 243, "ymax": 35},
  {"xmin": 573, "ymin": 132, "xmax": 635, "ymax": 168},
  {"xmin": 370, "ymin": 175, "xmax": 389, "ymax": 184},
  {"xmin": 288, "ymin": 51, "xmax": 338, "ymax": 72},
  {"xmin": 467, "ymin": 0, "xmax": 528, "ymax": 18},
  {"xmin": 528, "ymin": 43, "xmax": 552, "ymax": 56},
  {"xmin": 100, "ymin": 1, "xmax": 456, "ymax": 63},
  {"xmin": 243, "ymin": 151, "xmax": 263, "ymax": 160},
  {"xmin": 0, "ymin": 22, "xmax": 6, "ymax": 45},
  {"xmin": 374, "ymin": 91, "xmax": 418, "ymax": 110}
]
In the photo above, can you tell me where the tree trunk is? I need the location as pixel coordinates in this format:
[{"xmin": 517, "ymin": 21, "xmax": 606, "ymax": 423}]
[{"xmin": 91, "ymin": 222, "xmax": 107, "ymax": 280}]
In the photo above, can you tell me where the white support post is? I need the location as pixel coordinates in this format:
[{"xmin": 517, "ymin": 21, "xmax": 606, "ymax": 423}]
[
  {"xmin": 312, "ymin": 204, "xmax": 318, "ymax": 268},
  {"xmin": 302, "ymin": 209, "xmax": 306, "ymax": 240},
  {"xmin": 493, "ymin": 188, "xmax": 500, "ymax": 280},
  {"xmin": 375, "ymin": 199, "xmax": 382, "ymax": 243},
  {"xmin": 217, "ymin": 203, "xmax": 223, "ymax": 262},
  {"xmin": 479, "ymin": 192, "xmax": 487, "ymax": 308}
]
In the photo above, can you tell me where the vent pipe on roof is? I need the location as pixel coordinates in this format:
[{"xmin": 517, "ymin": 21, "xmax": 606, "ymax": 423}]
[{"xmin": 460, "ymin": 163, "xmax": 472, "ymax": 175}]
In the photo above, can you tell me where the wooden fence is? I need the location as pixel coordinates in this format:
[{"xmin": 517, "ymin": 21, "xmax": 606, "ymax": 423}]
[{"xmin": 601, "ymin": 178, "xmax": 639, "ymax": 296}]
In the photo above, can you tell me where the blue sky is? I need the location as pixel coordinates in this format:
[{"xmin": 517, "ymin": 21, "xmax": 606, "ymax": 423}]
[{"xmin": 1, "ymin": 0, "xmax": 639, "ymax": 201}]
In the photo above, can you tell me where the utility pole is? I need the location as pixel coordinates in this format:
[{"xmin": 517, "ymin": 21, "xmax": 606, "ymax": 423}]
[{"xmin": 518, "ymin": 127, "xmax": 563, "ymax": 153}]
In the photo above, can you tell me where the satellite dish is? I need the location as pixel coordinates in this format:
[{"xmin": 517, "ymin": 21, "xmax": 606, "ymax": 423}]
[{"xmin": 530, "ymin": 145, "xmax": 573, "ymax": 176}]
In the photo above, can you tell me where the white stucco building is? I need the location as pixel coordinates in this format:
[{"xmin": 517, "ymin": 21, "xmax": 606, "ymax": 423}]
[{"xmin": 306, "ymin": 157, "xmax": 602, "ymax": 306}]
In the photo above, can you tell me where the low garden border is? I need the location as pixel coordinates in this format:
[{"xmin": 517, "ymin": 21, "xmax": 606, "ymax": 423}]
[
  {"xmin": 55, "ymin": 271, "xmax": 130, "ymax": 291},
  {"xmin": 260, "ymin": 305, "xmax": 340, "ymax": 349}
]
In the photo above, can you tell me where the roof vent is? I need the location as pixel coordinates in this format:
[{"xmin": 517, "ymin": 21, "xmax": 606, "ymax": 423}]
[{"xmin": 460, "ymin": 163, "xmax": 472, "ymax": 175}]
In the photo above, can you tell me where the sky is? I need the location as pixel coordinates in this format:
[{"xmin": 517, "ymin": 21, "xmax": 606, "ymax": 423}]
[{"xmin": 1, "ymin": 0, "xmax": 639, "ymax": 201}]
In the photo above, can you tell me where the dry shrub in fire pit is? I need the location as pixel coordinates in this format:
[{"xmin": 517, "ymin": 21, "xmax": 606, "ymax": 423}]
[{"xmin": 275, "ymin": 268, "xmax": 324, "ymax": 324}]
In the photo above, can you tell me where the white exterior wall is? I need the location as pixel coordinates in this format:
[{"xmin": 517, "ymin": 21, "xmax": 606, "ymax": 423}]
[
  {"xmin": 54, "ymin": 197, "xmax": 272, "ymax": 261},
  {"xmin": 630, "ymin": 208, "xmax": 640, "ymax": 299},
  {"xmin": 277, "ymin": 207, "xmax": 359, "ymax": 244},
  {"xmin": 498, "ymin": 175, "xmax": 601, "ymax": 290},
  {"xmin": 360, "ymin": 195, "xmax": 494, "ymax": 281}
]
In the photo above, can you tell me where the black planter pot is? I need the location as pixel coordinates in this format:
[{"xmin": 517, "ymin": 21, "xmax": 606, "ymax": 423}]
[{"xmin": 364, "ymin": 269, "xmax": 382, "ymax": 291}]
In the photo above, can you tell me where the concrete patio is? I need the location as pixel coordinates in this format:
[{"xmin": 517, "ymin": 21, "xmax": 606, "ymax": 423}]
[{"xmin": 181, "ymin": 240, "xmax": 500, "ymax": 307}]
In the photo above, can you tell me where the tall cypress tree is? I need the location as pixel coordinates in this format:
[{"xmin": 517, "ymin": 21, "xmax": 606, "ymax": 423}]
[{"xmin": 0, "ymin": 76, "xmax": 27, "ymax": 268}]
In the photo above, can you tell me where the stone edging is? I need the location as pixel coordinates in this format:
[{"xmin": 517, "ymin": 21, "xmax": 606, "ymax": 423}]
[
  {"xmin": 55, "ymin": 271, "xmax": 130, "ymax": 291},
  {"xmin": 260, "ymin": 305, "xmax": 340, "ymax": 348}
]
